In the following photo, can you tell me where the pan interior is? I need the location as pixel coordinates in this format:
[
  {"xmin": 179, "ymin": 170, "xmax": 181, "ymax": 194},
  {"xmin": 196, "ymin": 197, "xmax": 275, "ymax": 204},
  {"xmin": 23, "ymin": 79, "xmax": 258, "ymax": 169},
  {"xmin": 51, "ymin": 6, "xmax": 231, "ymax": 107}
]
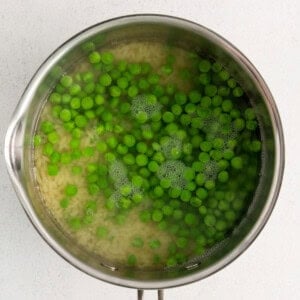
[{"xmin": 19, "ymin": 17, "xmax": 276, "ymax": 285}]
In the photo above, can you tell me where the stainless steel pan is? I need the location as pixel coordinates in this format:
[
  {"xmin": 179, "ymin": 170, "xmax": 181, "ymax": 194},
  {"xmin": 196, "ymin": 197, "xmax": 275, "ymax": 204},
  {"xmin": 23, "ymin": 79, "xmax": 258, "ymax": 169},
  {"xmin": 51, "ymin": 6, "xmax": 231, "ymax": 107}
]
[{"xmin": 5, "ymin": 15, "xmax": 284, "ymax": 299}]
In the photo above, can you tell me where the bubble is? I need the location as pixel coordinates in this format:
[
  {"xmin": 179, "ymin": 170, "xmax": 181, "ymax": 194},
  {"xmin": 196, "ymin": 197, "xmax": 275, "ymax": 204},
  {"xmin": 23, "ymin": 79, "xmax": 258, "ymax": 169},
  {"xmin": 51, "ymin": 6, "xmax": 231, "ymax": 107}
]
[
  {"xmin": 202, "ymin": 114, "xmax": 238, "ymax": 148},
  {"xmin": 203, "ymin": 115, "xmax": 221, "ymax": 137},
  {"xmin": 203, "ymin": 160, "xmax": 219, "ymax": 180},
  {"xmin": 161, "ymin": 136, "xmax": 182, "ymax": 157},
  {"xmin": 131, "ymin": 94, "xmax": 162, "ymax": 119},
  {"xmin": 157, "ymin": 160, "xmax": 187, "ymax": 189},
  {"xmin": 219, "ymin": 124, "xmax": 238, "ymax": 145},
  {"xmin": 109, "ymin": 160, "xmax": 128, "ymax": 186},
  {"xmin": 109, "ymin": 192, "xmax": 122, "ymax": 208}
]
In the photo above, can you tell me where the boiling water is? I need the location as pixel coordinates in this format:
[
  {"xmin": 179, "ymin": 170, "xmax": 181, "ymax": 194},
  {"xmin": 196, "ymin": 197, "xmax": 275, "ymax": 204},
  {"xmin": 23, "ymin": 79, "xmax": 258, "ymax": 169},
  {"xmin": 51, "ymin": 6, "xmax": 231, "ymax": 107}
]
[{"xmin": 34, "ymin": 41, "xmax": 261, "ymax": 270}]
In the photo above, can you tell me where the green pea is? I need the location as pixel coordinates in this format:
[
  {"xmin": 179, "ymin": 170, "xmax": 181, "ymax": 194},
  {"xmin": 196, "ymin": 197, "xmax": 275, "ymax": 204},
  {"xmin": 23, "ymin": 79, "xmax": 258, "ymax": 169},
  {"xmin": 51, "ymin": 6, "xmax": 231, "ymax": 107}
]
[
  {"xmin": 171, "ymin": 104, "xmax": 182, "ymax": 116},
  {"xmin": 88, "ymin": 51, "xmax": 101, "ymax": 64},
  {"xmin": 204, "ymin": 180, "xmax": 215, "ymax": 190},
  {"xmin": 127, "ymin": 254, "xmax": 137, "ymax": 266},
  {"xmin": 233, "ymin": 118, "xmax": 245, "ymax": 131},
  {"xmin": 116, "ymin": 144, "xmax": 128, "ymax": 155},
  {"xmin": 187, "ymin": 90, "xmax": 201, "ymax": 103},
  {"xmin": 223, "ymin": 149, "xmax": 234, "ymax": 160},
  {"xmin": 218, "ymin": 170, "xmax": 229, "ymax": 182},
  {"xmin": 60, "ymin": 75, "xmax": 73, "ymax": 88},
  {"xmin": 251, "ymin": 140, "xmax": 261, "ymax": 152},
  {"xmin": 244, "ymin": 108, "xmax": 256, "ymax": 120},
  {"xmin": 101, "ymin": 52, "xmax": 114, "ymax": 65},
  {"xmin": 233, "ymin": 86, "xmax": 244, "ymax": 97},
  {"xmin": 105, "ymin": 152, "xmax": 116, "ymax": 163},
  {"xmin": 120, "ymin": 184, "xmax": 132, "ymax": 196},
  {"xmin": 61, "ymin": 153, "xmax": 72, "ymax": 164},
  {"xmin": 74, "ymin": 115, "xmax": 88, "ymax": 128},
  {"xmin": 200, "ymin": 141, "xmax": 212, "ymax": 152},
  {"xmin": 69, "ymin": 84, "xmax": 81, "ymax": 95},
  {"xmin": 154, "ymin": 186, "xmax": 164, "ymax": 197},
  {"xmin": 132, "ymin": 193, "xmax": 143, "ymax": 204},
  {"xmin": 60, "ymin": 198, "xmax": 70, "ymax": 209},
  {"xmin": 148, "ymin": 73, "xmax": 160, "ymax": 85},
  {"xmin": 198, "ymin": 73, "xmax": 211, "ymax": 85},
  {"xmin": 128, "ymin": 63, "xmax": 142, "ymax": 75},
  {"xmin": 140, "ymin": 210, "xmax": 151, "ymax": 222},
  {"xmin": 33, "ymin": 134, "xmax": 42, "ymax": 147},
  {"xmin": 132, "ymin": 236, "xmax": 144, "ymax": 248},
  {"xmin": 222, "ymin": 99, "xmax": 233, "ymax": 112},
  {"xmin": 109, "ymin": 86, "xmax": 121, "ymax": 97},
  {"xmin": 198, "ymin": 59, "xmax": 211, "ymax": 73},
  {"xmin": 173, "ymin": 209, "xmax": 183, "ymax": 220},
  {"xmin": 205, "ymin": 85, "xmax": 217, "ymax": 97},
  {"xmin": 218, "ymin": 69, "xmax": 230, "ymax": 81},
  {"xmin": 82, "ymin": 147, "xmax": 95, "ymax": 157},
  {"xmin": 225, "ymin": 210, "xmax": 236, "ymax": 222},
  {"xmin": 141, "ymin": 62, "xmax": 152, "ymax": 74},
  {"xmin": 153, "ymin": 254, "xmax": 161, "ymax": 264},
  {"xmin": 168, "ymin": 187, "xmax": 181, "ymax": 199},
  {"xmin": 165, "ymin": 83, "xmax": 176, "ymax": 95},
  {"xmin": 180, "ymin": 190, "xmax": 191, "ymax": 202},
  {"xmin": 162, "ymin": 111, "xmax": 175, "ymax": 123},
  {"xmin": 81, "ymin": 97, "xmax": 94, "ymax": 110},
  {"xmin": 246, "ymin": 120, "xmax": 258, "ymax": 130},
  {"xmin": 149, "ymin": 239, "xmax": 161, "ymax": 249},
  {"xmin": 140, "ymin": 167, "xmax": 151, "ymax": 178},
  {"xmin": 193, "ymin": 162, "xmax": 205, "ymax": 173},
  {"xmin": 196, "ymin": 188, "xmax": 208, "ymax": 200},
  {"xmin": 49, "ymin": 92, "xmax": 61, "ymax": 104},
  {"xmin": 68, "ymin": 217, "xmax": 82, "ymax": 230},
  {"xmin": 152, "ymin": 210, "xmax": 163, "ymax": 222},
  {"xmin": 65, "ymin": 184, "xmax": 78, "ymax": 197},
  {"xmin": 198, "ymin": 205, "xmax": 207, "ymax": 216},
  {"xmin": 162, "ymin": 205, "xmax": 173, "ymax": 216},
  {"xmin": 185, "ymin": 103, "xmax": 196, "ymax": 114},
  {"xmin": 204, "ymin": 214, "xmax": 216, "ymax": 226},
  {"xmin": 40, "ymin": 121, "xmax": 54, "ymax": 134},
  {"xmin": 216, "ymin": 220, "xmax": 227, "ymax": 231},
  {"xmin": 96, "ymin": 141, "xmax": 107, "ymax": 153},
  {"xmin": 71, "ymin": 165, "xmax": 82, "ymax": 175},
  {"xmin": 231, "ymin": 156, "xmax": 243, "ymax": 169},
  {"xmin": 123, "ymin": 134, "xmax": 135, "ymax": 147},
  {"xmin": 184, "ymin": 213, "xmax": 198, "ymax": 226},
  {"xmin": 59, "ymin": 109, "xmax": 71, "ymax": 122},
  {"xmin": 166, "ymin": 257, "xmax": 177, "ymax": 267},
  {"xmin": 174, "ymin": 92, "xmax": 187, "ymax": 105},
  {"xmin": 47, "ymin": 131, "xmax": 59, "ymax": 144},
  {"xmin": 135, "ymin": 154, "xmax": 148, "ymax": 166},
  {"xmin": 47, "ymin": 164, "xmax": 59, "ymax": 176},
  {"xmin": 190, "ymin": 197, "xmax": 202, "ymax": 207},
  {"xmin": 127, "ymin": 85, "xmax": 139, "ymax": 98},
  {"xmin": 119, "ymin": 197, "xmax": 132, "ymax": 209},
  {"xmin": 176, "ymin": 237, "xmax": 188, "ymax": 248}
]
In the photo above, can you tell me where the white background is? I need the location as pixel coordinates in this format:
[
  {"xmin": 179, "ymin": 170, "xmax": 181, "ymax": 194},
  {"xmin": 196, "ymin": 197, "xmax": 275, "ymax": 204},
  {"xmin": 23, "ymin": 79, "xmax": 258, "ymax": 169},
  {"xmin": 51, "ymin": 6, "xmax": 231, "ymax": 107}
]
[{"xmin": 1, "ymin": 1, "xmax": 299, "ymax": 299}]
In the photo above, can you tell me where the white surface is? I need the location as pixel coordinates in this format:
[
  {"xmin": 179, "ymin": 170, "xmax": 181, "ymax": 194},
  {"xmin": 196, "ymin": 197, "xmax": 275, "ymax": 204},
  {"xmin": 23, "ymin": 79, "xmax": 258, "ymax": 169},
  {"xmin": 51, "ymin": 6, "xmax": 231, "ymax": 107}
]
[{"xmin": 0, "ymin": 1, "xmax": 299, "ymax": 299}]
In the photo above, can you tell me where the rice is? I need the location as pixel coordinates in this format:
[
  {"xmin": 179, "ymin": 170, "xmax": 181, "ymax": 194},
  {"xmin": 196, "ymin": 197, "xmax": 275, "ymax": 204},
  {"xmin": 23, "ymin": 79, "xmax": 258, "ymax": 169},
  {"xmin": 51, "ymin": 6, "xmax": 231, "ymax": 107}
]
[{"xmin": 34, "ymin": 42, "xmax": 194, "ymax": 268}]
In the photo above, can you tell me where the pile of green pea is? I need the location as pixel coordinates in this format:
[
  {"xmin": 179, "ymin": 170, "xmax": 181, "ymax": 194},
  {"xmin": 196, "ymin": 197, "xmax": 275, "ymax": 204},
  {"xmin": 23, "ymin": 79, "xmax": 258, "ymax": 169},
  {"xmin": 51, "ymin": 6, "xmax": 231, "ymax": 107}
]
[{"xmin": 34, "ymin": 46, "xmax": 262, "ymax": 268}]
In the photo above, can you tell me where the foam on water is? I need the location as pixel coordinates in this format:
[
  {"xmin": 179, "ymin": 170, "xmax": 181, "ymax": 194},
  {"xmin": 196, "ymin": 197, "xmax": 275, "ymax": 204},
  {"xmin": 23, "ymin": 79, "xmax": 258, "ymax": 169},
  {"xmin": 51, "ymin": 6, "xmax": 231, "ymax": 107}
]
[
  {"xmin": 203, "ymin": 114, "xmax": 238, "ymax": 149},
  {"xmin": 157, "ymin": 160, "xmax": 187, "ymax": 189},
  {"xmin": 109, "ymin": 160, "xmax": 128, "ymax": 186},
  {"xmin": 161, "ymin": 136, "xmax": 182, "ymax": 157},
  {"xmin": 203, "ymin": 160, "xmax": 219, "ymax": 180},
  {"xmin": 131, "ymin": 94, "xmax": 162, "ymax": 118}
]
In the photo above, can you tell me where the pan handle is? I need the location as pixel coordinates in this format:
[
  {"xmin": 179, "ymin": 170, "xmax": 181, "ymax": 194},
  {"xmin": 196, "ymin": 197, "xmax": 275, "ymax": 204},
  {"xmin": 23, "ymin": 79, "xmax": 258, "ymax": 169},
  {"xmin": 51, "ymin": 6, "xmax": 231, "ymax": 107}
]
[{"xmin": 137, "ymin": 289, "xmax": 164, "ymax": 300}]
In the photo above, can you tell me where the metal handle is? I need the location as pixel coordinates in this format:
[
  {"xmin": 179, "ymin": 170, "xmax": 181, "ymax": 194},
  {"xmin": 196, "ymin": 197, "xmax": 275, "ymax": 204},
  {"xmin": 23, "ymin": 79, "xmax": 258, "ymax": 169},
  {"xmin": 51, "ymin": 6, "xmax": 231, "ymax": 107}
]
[
  {"xmin": 4, "ymin": 118, "xmax": 24, "ymax": 181},
  {"xmin": 137, "ymin": 289, "xmax": 164, "ymax": 300}
]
